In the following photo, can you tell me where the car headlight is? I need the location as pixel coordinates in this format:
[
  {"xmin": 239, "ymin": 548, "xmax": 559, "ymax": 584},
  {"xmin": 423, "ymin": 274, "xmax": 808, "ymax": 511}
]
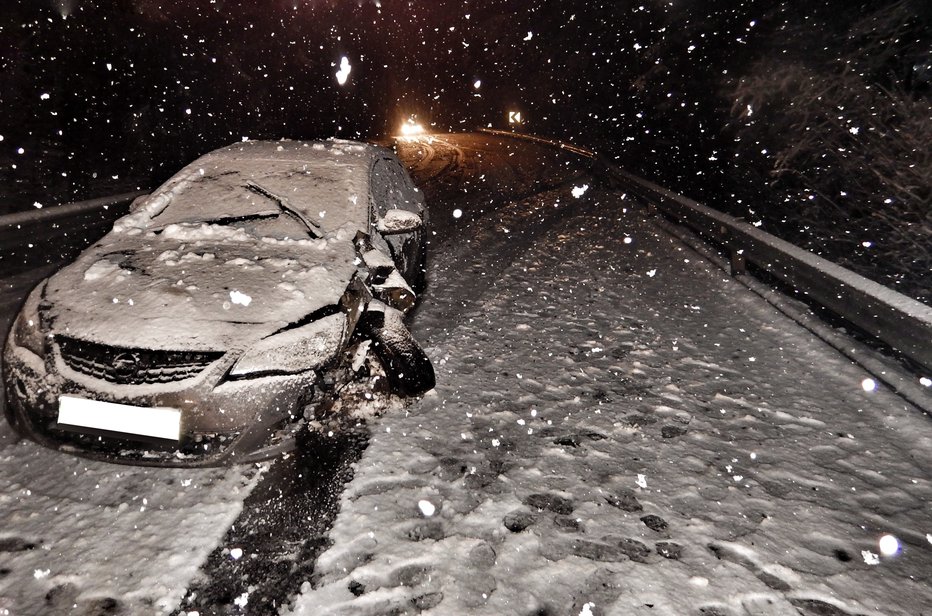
[
  {"xmin": 229, "ymin": 312, "xmax": 346, "ymax": 378},
  {"xmin": 10, "ymin": 282, "xmax": 48, "ymax": 358}
]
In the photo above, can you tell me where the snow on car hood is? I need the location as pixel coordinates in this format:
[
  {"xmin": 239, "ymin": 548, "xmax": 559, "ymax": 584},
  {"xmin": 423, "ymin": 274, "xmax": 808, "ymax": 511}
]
[{"xmin": 45, "ymin": 226, "xmax": 359, "ymax": 350}]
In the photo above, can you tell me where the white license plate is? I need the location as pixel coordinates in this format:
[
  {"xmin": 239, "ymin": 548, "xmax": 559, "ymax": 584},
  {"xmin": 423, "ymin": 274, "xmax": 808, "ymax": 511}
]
[{"xmin": 58, "ymin": 396, "xmax": 181, "ymax": 441}]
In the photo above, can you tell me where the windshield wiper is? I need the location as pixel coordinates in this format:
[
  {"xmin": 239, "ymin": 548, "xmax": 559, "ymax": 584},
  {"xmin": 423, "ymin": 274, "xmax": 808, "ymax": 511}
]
[
  {"xmin": 245, "ymin": 180, "xmax": 323, "ymax": 238},
  {"xmin": 149, "ymin": 211, "xmax": 280, "ymax": 234}
]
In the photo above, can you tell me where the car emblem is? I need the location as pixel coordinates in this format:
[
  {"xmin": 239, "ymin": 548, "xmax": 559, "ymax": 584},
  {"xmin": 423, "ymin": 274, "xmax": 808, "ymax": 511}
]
[{"xmin": 112, "ymin": 352, "xmax": 140, "ymax": 376}]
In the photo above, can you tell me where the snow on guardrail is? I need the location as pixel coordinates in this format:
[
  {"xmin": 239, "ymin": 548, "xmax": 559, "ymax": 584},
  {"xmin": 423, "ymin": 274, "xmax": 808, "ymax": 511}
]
[
  {"xmin": 479, "ymin": 127, "xmax": 932, "ymax": 378},
  {"xmin": 0, "ymin": 190, "xmax": 147, "ymax": 251}
]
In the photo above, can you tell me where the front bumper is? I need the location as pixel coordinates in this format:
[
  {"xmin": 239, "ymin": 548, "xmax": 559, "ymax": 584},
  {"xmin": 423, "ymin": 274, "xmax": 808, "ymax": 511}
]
[{"xmin": 2, "ymin": 337, "xmax": 319, "ymax": 467}]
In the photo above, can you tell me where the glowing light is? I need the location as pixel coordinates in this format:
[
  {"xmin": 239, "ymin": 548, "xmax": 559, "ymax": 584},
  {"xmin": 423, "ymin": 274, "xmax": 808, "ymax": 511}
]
[
  {"xmin": 508, "ymin": 110, "xmax": 523, "ymax": 124},
  {"xmin": 452, "ymin": 209, "xmax": 463, "ymax": 219},
  {"xmin": 861, "ymin": 378, "xmax": 877, "ymax": 392},
  {"xmin": 54, "ymin": 0, "xmax": 74, "ymax": 19},
  {"xmin": 878, "ymin": 534, "xmax": 900, "ymax": 557},
  {"xmin": 474, "ymin": 79, "xmax": 482, "ymax": 89},
  {"xmin": 335, "ymin": 56, "xmax": 352, "ymax": 85},
  {"xmin": 399, "ymin": 119, "xmax": 425, "ymax": 137}
]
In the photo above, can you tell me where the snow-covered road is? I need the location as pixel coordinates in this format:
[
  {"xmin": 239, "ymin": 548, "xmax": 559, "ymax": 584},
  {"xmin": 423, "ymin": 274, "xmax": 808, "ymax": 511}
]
[
  {"xmin": 0, "ymin": 133, "xmax": 929, "ymax": 616},
  {"xmin": 0, "ymin": 428, "xmax": 264, "ymax": 614},
  {"xmin": 289, "ymin": 137, "xmax": 932, "ymax": 616}
]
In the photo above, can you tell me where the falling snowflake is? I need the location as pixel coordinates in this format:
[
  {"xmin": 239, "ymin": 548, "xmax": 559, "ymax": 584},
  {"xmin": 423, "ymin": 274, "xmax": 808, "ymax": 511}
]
[
  {"xmin": 572, "ymin": 184, "xmax": 589, "ymax": 198},
  {"xmin": 418, "ymin": 500, "xmax": 436, "ymax": 517},
  {"xmin": 335, "ymin": 56, "xmax": 352, "ymax": 85},
  {"xmin": 229, "ymin": 290, "xmax": 252, "ymax": 306},
  {"xmin": 878, "ymin": 535, "xmax": 900, "ymax": 557}
]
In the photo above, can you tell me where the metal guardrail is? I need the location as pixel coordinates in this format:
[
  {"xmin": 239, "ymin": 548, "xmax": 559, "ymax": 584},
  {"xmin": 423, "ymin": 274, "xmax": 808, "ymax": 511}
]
[
  {"xmin": 478, "ymin": 128, "xmax": 932, "ymax": 376},
  {"xmin": 0, "ymin": 191, "xmax": 147, "ymax": 252},
  {"xmin": 610, "ymin": 167, "xmax": 932, "ymax": 375},
  {"xmin": 478, "ymin": 127, "xmax": 596, "ymax": 158}
]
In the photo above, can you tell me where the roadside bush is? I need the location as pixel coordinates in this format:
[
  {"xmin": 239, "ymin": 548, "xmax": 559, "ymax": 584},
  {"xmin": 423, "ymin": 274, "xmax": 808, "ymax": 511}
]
[{"xmin": 725, "ymin": 0, "xmax": 931, "ymax": 303}]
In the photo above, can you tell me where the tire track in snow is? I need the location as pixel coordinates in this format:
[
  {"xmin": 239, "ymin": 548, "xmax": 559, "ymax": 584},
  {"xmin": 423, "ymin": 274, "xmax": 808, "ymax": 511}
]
[{"xmin": 171, "ymin": 428, "xmax": 368, "ymax": 616}]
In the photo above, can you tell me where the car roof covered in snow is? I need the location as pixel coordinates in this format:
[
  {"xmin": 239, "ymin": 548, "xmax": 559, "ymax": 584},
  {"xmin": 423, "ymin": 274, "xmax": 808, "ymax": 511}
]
[{"xmin": 115, "ymin": 139, "xmax": 390, "ymax": 236}]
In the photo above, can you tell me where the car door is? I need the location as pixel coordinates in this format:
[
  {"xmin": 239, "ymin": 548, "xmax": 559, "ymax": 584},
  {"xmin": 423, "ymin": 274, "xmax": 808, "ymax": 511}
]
[{"xmin": 369, "ymin": 156, "xmax": 426, "ymax": 289}]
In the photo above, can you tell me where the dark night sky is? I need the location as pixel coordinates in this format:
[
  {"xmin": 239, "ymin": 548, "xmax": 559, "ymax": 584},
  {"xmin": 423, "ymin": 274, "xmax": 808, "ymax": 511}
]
[
  {"xmin": 2, "ymin": 0, "xmax": 929, "ymax": 263},
  {"xmin": 3, "ymin": 0, "xmax": 783, "ymax": 183}
]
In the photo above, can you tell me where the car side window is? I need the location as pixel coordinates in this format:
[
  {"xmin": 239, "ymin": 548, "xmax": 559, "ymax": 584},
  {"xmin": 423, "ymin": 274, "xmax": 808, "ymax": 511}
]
[
  {"xmin": 370, "ymin": 157, "xmax": 416, "ymax": 219},
  {"xmin": 369, "ymin": 160, "xmax": 387, "ymax": 224}
]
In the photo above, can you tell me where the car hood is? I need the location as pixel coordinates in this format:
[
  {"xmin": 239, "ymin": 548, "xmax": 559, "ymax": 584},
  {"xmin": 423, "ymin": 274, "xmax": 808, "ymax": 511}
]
[{"xmin": 44, "ymin": 229, "xmax": 359, "ymax": 350}]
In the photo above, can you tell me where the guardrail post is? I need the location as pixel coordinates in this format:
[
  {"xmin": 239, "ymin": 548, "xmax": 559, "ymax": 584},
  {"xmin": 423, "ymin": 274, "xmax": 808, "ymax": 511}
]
[
  {"xmin": 729, "ymin": 247, "xmax": 747, "ymax": 276},
  {"xmin": 720, "ymin": 225, "xmax": 747, "ymax": 276},
  {"xmin": 644, "ymin": 196, "xmax": 657, "ymax": 216}
]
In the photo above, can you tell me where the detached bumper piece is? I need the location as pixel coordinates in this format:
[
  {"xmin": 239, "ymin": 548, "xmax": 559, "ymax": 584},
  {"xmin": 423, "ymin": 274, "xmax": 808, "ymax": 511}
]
[{"xmin": 360, "ymin": 301, "xmax": 435, "ymax": 396}]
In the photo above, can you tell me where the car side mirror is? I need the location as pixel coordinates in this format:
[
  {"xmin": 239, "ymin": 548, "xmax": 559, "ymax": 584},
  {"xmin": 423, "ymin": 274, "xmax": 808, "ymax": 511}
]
[{"xmin": 377, "ymin": 210, "xmax": 422, "ymax": 235}]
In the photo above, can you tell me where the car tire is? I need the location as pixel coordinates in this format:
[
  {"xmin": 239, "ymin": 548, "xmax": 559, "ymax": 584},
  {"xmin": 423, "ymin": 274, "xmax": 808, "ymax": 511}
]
[{"xmin": 360, "ymin": 307, "xmax": 435, "ymax": 396}]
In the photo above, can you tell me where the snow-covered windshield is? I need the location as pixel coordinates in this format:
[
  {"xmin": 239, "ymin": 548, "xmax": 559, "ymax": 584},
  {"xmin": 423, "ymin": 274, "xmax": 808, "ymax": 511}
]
[{"xmin": 146, "ymin": 161, "xmax": 367, "ymax": 236}]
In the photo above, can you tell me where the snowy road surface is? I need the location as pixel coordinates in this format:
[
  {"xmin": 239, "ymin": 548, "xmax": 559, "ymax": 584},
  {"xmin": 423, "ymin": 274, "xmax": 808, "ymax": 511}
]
[{"xmin": 1, "ymin": 133, "xmax": 930, "ymax": 615}]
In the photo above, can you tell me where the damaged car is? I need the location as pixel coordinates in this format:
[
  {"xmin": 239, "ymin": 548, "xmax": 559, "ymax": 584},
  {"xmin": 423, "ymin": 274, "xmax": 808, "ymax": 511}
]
[{"xmin": 2, "ymin": 139, "xmax": 434, "ymax": 465}]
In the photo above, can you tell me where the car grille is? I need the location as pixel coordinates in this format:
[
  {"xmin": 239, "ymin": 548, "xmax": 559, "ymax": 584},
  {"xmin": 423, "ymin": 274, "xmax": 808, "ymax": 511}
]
[{"xmin": 57, "ymin": 336, "xmax": 224, "ymax": 385}]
